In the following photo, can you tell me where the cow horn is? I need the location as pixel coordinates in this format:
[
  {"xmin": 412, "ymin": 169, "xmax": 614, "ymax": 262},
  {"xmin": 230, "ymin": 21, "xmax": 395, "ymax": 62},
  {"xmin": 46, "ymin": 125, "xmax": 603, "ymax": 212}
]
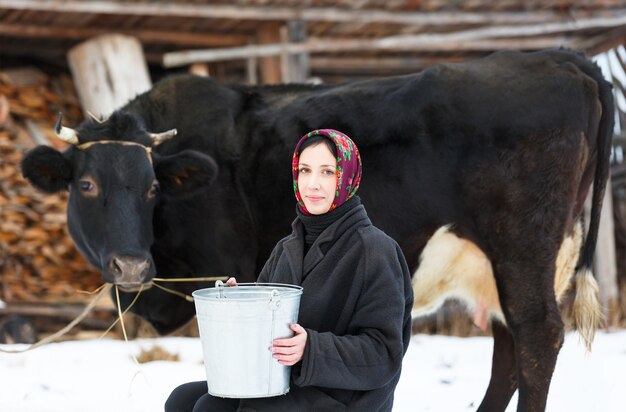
[
  {"xmin": 54, "ymin": 112, "xmax": 79, "ymax": 145},
  {"xmin": 149, "ymin": 129, "xmax": 178, "ymax": 146}
]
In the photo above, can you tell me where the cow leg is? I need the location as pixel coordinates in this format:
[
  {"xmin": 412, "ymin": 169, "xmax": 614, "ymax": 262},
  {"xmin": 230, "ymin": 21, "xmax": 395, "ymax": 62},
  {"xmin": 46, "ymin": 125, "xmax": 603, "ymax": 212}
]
[
  {"xmin": 495, "ymin": 262, "xmax": 564, "ymax": 412},
  {"xmin": 476, "ymin": 320, "xmax": 517, "ymax": 412},
  {"xmin": 511, "ymin": 315, "xmax": 564, "ymax": 412}
]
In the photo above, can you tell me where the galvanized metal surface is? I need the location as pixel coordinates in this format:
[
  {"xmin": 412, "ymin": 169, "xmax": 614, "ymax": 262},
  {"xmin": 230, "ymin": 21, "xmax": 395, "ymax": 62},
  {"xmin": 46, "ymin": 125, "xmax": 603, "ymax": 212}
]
[{"xmin": 193, "ymin": 282, "xmax": 303, "ymax": 398}]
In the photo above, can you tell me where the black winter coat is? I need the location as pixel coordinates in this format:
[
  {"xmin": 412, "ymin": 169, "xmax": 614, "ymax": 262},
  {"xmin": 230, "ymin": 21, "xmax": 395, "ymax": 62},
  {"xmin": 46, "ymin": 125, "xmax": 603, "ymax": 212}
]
[{"xmin": 239, "ymin": 204, "xmax": 413, "ymax": 411}]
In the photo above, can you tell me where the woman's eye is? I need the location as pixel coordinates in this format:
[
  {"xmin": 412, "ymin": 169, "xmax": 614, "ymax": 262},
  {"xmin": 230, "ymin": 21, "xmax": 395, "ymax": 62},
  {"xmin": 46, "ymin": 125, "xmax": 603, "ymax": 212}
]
[
  {"xmin": 299, "ymin": 167, "xmax": 310, "ymax": 174},
  {"xmin": 323, "ymin": 169, "xmax": 336, "ymax": 176}
]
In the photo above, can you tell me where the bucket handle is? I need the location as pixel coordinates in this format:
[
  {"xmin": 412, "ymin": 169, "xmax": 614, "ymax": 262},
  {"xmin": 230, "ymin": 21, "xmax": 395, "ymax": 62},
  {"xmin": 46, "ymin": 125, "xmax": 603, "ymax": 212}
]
[
  {"xmin": 269, "ymin": 289, "xmax": 281, "ymax": 310},
  {"xmin": 215, "ymin": 280, "xmax": 225, "ymax": 298}
]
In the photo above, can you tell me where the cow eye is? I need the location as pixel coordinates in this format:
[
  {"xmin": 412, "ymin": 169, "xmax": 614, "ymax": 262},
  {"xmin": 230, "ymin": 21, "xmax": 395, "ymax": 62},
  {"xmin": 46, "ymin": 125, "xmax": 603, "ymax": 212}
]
[
  {"xmin": 79, "ymin": 180, "xmax": 93, "ymax": 192},
  {"xmin": 77, "ymin": 177, "xmax": 98, "ymax": 197},
  {"xmin": 148, "ymin": 181, "xmax": 160, "ymax": 199}
]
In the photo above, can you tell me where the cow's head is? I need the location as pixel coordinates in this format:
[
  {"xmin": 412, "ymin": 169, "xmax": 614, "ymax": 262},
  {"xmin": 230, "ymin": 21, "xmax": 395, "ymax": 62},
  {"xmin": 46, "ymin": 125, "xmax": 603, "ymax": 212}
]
[{"xmin": 21, "ymin": 111, "xmax": 217, "ymax": 290}]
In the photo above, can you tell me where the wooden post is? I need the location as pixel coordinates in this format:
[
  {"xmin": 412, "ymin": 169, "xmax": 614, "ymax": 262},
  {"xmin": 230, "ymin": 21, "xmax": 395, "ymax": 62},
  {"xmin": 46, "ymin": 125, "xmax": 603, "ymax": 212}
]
[
  {"xmin": 596, "ymin": 176, "xmax": 620, "ymax": 326},
  {"xmin": 246, "ymin": 55, "xmax": 258, "ymax": 85},
  {"xmin": 286, "ymin": 20, "xmax": 310, "ymax": 83},
  {"xmin": 280, "ymin": 26, "xmax": 290, "ymax": 83},
  {"xmin": 67, "ymin": 34, "xmax": 152, "ymax": 118},
  {"xmin": 257, "ymin": 23, "xmax": 282, "ymax": 84}
]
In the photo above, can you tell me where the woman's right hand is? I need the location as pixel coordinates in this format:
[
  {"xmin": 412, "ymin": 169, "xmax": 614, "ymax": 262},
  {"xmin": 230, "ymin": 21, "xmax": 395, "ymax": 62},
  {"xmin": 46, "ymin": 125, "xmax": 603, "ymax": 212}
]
[{"xmin": 226, "ymin": 277, "xmax": 237, "ymax": 286}]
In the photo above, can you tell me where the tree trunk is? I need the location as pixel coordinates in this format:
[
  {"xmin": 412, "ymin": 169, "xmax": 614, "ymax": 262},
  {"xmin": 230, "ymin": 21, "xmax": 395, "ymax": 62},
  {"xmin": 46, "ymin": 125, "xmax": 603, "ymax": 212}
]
[{"xmin": 67, "ymin": 34, "xmax": 151, "ymax": 118}]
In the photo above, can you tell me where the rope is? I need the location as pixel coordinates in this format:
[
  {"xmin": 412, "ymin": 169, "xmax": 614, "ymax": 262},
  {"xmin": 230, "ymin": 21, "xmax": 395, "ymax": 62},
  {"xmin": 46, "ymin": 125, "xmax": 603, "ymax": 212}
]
[
  {"xmin": 152, "ymin": 276, "xmax": 229, "ymax": 283},
  {"xmin": 115, "ymin": 286, "xmax": 141, "ymax": 368},
  {"xmin": 0, "ymin": 275, "xmax": 231, "ymax": 353},
  {"xmin": 152, "ymin": 282, "xmax": 194, "ymax": 302},
  {"xmin": 150, "ymin": 275, "xmax": 230, "ymax": 302},
  {"xmin": 0, "ymin": 284, "xmax": 112, "ymax": 353},
  {"xmin": 98, "ymin": 285, "xmax": 144, "ymax": 339},
  {"xmin": 76, "ymin": 283, "xmax": 107, "ymax": 295}
]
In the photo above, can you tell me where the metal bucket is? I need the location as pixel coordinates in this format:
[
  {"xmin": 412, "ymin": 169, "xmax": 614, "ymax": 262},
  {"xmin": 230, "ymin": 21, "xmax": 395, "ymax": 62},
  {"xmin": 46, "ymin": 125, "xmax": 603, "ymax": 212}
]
[{"xmin": 192, "ymin": 281, "xmax": 303, "ymax": 398}]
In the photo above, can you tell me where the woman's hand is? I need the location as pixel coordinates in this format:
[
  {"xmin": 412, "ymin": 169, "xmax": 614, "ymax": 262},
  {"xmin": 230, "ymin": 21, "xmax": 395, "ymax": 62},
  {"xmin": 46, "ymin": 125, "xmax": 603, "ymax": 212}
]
[
  {"xmin": 271, "ymin": 323, "xmax": 307, "ymax": 366},
  {"xmin": 226, "ymin": 277, "xmax": 237, "ymax": 286}
]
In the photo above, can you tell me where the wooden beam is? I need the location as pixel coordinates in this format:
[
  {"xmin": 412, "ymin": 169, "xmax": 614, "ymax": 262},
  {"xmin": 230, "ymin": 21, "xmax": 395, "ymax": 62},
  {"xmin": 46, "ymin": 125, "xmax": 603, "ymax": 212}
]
[
  {"xmin": 0, "ymin": 43, "xmax": 66, "ymax": 59},
  {"xmin": 0, "ymin": 303, "xmax": 116, "ymax": 318},
  {"xmin": 0, "ymin": 23, "xmax": 248, "ymax": 47},
  {"xmin": 163, "ymin": 10, "xmax": 626, "ymax": 67},
  {"xmin": 163, "ymin": 34, "xmax": 577, "ymax": 67},
  {"xmin": 310, "ymin": 56, "xmax": 470, "ymax": 73},
  {"xmin": 0, "ymin": 303, "xmax": 116, "ymax": 329},
  {"xmin": 574, "ymin": 27, "xmax": 626, "ymax": 55},
  {"xmin": 0, "ymin": 0, "xmax": 595, "ymax": 25}
]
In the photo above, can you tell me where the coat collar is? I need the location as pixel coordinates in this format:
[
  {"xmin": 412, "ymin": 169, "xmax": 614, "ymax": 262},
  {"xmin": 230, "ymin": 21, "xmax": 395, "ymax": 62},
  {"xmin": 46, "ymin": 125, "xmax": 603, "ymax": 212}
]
[{"xmin": 283, "ymin": 204, "xmax": 370, "ymax": 282}]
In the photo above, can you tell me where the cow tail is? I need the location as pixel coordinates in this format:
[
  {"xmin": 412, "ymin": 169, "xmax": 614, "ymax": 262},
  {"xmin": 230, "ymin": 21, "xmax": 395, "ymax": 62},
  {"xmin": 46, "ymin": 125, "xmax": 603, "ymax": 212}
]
[{"xmin": 572, "ymin": 66, "xmax": 614, "ymax": 352}]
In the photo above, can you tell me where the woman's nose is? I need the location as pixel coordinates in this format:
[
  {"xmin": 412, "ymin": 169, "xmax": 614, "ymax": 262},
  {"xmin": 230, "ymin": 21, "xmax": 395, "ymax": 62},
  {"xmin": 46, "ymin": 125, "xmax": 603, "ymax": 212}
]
[{"xmin": 307, "ymin": 176, "xmax": 320, "ymax": 189}]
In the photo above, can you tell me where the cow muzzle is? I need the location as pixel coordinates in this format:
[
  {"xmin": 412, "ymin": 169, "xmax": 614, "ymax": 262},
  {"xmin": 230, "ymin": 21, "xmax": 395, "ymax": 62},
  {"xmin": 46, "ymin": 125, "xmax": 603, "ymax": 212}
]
[{"xmin": 106, "ymin": 255, "xmax": 154, "ymax": 291}]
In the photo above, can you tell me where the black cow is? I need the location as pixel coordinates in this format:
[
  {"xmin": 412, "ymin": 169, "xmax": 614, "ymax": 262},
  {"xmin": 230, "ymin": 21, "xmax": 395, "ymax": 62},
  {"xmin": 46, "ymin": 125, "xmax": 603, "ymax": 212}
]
[{"xmin": 21, "ymin": 48, "xmax": 612, "ymax": 412}]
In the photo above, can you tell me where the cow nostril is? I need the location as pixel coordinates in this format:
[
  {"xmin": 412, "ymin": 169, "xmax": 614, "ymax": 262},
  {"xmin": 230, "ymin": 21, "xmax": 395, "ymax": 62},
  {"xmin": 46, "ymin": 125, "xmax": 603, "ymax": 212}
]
[
  {"xmin": 112, "ymin": 257, "xmax": 123, "ymax": 274},
  {"xmin": 108, "ymin": 256, "xmax": 152, "ymax": 284}
]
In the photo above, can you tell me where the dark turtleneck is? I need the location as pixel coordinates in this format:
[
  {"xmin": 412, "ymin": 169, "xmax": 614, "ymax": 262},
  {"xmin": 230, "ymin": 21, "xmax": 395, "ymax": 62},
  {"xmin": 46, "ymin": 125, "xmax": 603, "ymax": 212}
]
[{"xmin": 296, "ymin": 196, "xmax": 361, "ymax": 255}]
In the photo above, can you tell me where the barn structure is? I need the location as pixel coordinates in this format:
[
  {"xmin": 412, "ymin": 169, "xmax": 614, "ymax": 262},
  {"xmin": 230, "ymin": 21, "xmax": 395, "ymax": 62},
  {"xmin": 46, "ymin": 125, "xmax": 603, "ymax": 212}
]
[
  {"xmin": 1, "ymin": 0, "xmax": 625, "ymax": 338},
  {"xmin": 1, "ymin": 1, "xmax": 626, "ymax": 82}
]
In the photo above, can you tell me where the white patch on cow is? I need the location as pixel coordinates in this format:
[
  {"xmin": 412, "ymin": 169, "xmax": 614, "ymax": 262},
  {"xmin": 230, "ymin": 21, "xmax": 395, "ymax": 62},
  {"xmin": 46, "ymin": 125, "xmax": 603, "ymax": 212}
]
[
  {"xmin": 411, "ymin": 223, "xmax": 584, "ymax": 328},
  {"xmin": 411, "ymin": 225, "xmax": 503, "ymax": 327}
]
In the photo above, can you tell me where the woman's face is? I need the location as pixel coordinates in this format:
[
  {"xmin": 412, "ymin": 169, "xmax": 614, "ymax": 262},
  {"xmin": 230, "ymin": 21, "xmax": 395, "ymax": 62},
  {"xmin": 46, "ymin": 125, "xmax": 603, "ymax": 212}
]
[{"xmin": 297, "ymin": 143, "xmax": 337, "ymax": 215}]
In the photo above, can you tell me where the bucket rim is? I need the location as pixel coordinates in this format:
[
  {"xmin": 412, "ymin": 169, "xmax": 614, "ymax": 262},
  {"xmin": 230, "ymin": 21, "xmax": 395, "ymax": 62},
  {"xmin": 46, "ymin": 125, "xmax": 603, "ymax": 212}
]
[{"xmin": 192, "ymin": 282, "xmax": 303, "ymax": 301}]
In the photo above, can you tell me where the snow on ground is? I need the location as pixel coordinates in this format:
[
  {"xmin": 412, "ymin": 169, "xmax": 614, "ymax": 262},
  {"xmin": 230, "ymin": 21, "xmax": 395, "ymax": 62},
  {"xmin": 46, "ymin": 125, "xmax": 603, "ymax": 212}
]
[{"xmin": 1, "ymin": 330, "xmax": 625, "ymax": 411}]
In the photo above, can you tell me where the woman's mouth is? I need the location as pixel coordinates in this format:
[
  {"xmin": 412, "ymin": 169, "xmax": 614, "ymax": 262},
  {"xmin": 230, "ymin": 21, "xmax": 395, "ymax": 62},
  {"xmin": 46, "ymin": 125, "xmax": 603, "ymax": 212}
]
[{"xmin": 306, "ymin": 195, "xmax": 325, "ymax": 202}]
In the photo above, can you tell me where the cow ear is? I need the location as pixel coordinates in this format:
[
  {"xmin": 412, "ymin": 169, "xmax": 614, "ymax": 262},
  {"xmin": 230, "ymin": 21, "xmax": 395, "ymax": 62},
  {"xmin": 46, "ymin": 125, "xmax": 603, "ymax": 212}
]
[
  {"xmin": 21, "ymin": 146, "xmax": 72, "ymax": 193},
  {"xmin": 154, "ymin": 150, "xmax": 218, "ymax": 197}
]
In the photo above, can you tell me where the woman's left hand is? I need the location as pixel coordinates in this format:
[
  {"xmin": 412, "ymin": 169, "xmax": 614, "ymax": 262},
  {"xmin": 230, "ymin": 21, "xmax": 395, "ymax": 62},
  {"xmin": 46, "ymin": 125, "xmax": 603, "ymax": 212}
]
[{"xmin": 271, "ymin": 323, "xmax": 307, "ymax": 366}]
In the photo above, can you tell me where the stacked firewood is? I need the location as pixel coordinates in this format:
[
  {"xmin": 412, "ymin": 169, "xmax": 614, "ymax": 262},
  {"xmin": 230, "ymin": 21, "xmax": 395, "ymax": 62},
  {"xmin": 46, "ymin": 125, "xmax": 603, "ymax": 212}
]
[
  {"xmin": 0, "ymin": 67, "xmax": 82, "ymax": 126},
  {"xmin": 0, "ymin": 67, "xmax": 102, "ymax": 304}
]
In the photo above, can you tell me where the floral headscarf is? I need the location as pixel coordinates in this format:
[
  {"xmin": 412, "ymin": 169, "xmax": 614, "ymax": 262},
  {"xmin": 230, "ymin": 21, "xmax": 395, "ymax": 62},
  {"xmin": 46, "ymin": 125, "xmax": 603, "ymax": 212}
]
[{"xmin": 292, "ymin": 129, "xmax": 362, "ymax": 215}]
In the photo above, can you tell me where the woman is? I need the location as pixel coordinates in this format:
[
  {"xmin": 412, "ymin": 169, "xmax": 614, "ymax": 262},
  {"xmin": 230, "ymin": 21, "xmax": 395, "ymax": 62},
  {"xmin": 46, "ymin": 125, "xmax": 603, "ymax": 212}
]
[{"xmin": 166, "ymin": 129, "xmax": 413, "ymax": 411}]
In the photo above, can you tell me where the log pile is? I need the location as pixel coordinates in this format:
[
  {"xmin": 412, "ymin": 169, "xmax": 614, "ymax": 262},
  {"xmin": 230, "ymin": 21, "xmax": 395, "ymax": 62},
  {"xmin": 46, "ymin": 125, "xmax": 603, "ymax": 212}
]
[{"xmin": 0, "ymin": 67, "xmax": 102, "ymax": 304}]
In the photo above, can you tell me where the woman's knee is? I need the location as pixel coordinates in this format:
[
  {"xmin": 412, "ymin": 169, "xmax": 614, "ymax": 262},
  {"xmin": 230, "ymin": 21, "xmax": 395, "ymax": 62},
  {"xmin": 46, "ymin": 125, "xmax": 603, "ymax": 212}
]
[
  {"xmin": 192, "ymin": 393, "xmax": 240, "ymax": 412},
  {"xmin": 165, "ymin": 381, "xmax": 207, "ymax": 412}
]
